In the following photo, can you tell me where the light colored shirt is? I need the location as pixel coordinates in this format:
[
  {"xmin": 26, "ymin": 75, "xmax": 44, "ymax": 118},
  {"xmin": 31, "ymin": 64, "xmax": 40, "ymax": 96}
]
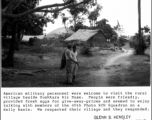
[
  {"xmin": 72, "ymin": 51, "xmax": 78, "ymax": 61},
  {"xmin": 65, "ymin": 49, "xmax": 73, "ymax": 60}
]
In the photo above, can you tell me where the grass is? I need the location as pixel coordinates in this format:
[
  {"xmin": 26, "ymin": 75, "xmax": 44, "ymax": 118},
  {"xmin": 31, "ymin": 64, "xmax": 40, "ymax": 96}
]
[
  {"xmin": 2, "ymin": 46, "xmax": 150, "ymax": 87},
  {"xmin": 80, "ymin": 45, "xmax": 93, "ymax": 56}
]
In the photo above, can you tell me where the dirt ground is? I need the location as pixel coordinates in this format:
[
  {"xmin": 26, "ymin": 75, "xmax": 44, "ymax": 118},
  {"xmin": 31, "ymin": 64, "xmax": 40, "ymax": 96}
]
[{"xmin": 2, "ymin": 46, "xmax": 151, "ymax": 87}]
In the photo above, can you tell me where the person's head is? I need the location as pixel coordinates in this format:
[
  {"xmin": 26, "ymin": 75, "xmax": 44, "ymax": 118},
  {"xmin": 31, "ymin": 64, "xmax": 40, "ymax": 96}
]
[
  {"xmin": 67, "ymin": 44, "xmax": 72, "ymax": 50},
  {"xmin": 73, "ymin": 45, "xmax": 77, "ymax": 52}
]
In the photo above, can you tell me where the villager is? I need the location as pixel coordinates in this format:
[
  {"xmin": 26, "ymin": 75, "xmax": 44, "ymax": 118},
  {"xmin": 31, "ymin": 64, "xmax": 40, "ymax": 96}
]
[
  {"xmin": 72, "ymin": 45, "xmax": 79, "ymax": 83},
  {"xmin": 65, "ymin": 44, "xmax": 78, "ymax": 85}
]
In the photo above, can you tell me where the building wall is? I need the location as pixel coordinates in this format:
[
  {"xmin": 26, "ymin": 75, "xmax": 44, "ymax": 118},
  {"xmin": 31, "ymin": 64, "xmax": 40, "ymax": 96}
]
[{"xmin": 88, "ymin": 32, "xmax": 107, "ymax": 47}]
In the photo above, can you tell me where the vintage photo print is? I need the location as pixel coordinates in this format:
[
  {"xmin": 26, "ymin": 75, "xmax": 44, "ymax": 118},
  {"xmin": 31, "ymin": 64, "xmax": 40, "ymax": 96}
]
[
  {"xmin": 2, "ymin": 0, "xmax": 151, "ymax": 87},
  {"xmin": 1, "ymin": 1, "xmax": 151, "ymax": 120}
]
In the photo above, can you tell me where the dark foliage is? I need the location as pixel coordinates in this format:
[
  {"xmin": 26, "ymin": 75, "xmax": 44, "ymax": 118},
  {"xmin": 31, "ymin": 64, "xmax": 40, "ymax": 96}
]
[{"xmin": 81, "ymin": 44, "xmax": 92, "ymax": 56}]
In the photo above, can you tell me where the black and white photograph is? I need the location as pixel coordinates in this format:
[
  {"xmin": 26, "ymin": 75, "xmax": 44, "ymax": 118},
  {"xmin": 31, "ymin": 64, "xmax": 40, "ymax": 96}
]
[
  {"xmin": 1, "ymin": 1, "xmax": 151, "ymax": 120},
  {"xmin": 1, "ymin": 0, "xmax": 151, "ymax": 87}
]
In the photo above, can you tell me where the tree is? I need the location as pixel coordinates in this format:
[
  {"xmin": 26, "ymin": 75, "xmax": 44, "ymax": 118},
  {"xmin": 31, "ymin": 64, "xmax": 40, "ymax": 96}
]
[
  {"xmin": 67, "ymin": 1, "xmax": 90, "ymax": 31},
  {"xmin": 136, "ymin": 0, "xmax": 145, "ymax": 54},
  {"xmin": 117, "ymin": 35, "xmax": 129, "ymax": 47},
  {"xmin": 142, "ymin": 26, "xmax": 151, "ymax": 46},
  {"xmin": 2, "ymin": 0, "xmax": 25, "ymax": 29},
  {"xmin": 88, "ymin": 11, "xmax": 97, "ymax": 27},
  {"xmin": 141, "ymin": 25, "xmax": 151, "ymax": 34},
  {"xmin": 2, "ymin": 0, "xmax": 95, "ymax": 27},
  {"xmin": 2, "ymin": 0, "xmax": 96, "ymax": 67},
  {"xmin": 113, "ymin": 20, "xmax": 124, "ymax": 37},
  {"xmin": 3, "ymin": 13, "xmax": 51, "ymax": 49},
  {"xmin": 88, "ymin": 4, "xmax": 102, "ymax": 28},
  {"xmin": 104, "ymin": 24, "xmax": 117, "ymax": 40},
  {"xmin": 2, "ymin": 0, "xmax": 51, "ymax": 67},
  {"xmin": 96, "ymin": 18, "xmax": 108, "ymax": 29},
  {"xmin": 61, "ymin": 0, "xmax": 99, "ymax": 31},
  {"xmin": 61, "ymin": 13, "xmax": 69, "ymax": 33},
  {"xmin": 2, "ymin": 0, "xmax": 49, "ymax": 48},
  {"xmin": 96, "ymin": 18, "xmax": 118, "ymax": 41},
  {"xmin": 74, "ymin": 21, "xmax": 86, "ymax": 31}
]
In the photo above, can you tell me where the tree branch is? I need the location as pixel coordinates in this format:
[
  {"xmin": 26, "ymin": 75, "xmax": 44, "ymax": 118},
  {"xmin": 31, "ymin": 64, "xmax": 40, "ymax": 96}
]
[
  {"xmin": 2, "ymin": 0, "xmax": 90, "ymax": 19},
  {"xmin": 2, "ymin": 0, "xmax": 26, "ymax": 29},
  {"xmin": 38, "ymin": 2, "xmax": 85, "ymax": 13}
]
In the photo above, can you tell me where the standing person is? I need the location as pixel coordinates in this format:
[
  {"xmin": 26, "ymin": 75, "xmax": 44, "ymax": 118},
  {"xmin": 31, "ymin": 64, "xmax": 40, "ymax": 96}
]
[
  {"xmin": 65, "ymin": 44, "xmax": 78, "ymax": 85},
  {"xmin": 72, "ymin": 45, "xmax": 79, "ymax": 83}
]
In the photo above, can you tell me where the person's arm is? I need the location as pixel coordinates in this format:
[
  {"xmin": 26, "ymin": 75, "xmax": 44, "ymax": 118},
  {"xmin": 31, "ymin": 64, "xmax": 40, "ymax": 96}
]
[
  {"xmin": 76, "ymin": 55, "xmax": 79, "ymax": 66},
  {"xmin": 75, "ymin": 52, "xmax": 79, "ymax": 66},
  {"xmin": 76, "ymin": 51, "xmax": 78, "ymax": 61}
]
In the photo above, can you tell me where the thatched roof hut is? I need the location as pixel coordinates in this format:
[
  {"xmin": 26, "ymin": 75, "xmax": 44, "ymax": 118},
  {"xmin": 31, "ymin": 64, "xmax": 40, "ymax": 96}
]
[{"xmin": 65, "ymin": 29, "xmax": 108, "ymax": 47}]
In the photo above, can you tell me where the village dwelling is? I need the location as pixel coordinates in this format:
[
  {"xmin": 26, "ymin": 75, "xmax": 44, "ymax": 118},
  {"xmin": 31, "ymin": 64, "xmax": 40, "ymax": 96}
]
[{"xmin": 65, "ymin": 29, "xmax": 108, "ymax": 47}]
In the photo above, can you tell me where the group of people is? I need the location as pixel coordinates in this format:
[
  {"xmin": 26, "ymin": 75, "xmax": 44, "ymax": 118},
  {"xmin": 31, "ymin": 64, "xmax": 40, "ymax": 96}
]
[{"xmin": 65, "ymin": 44, "xmax": 79, "ymax": 85}]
